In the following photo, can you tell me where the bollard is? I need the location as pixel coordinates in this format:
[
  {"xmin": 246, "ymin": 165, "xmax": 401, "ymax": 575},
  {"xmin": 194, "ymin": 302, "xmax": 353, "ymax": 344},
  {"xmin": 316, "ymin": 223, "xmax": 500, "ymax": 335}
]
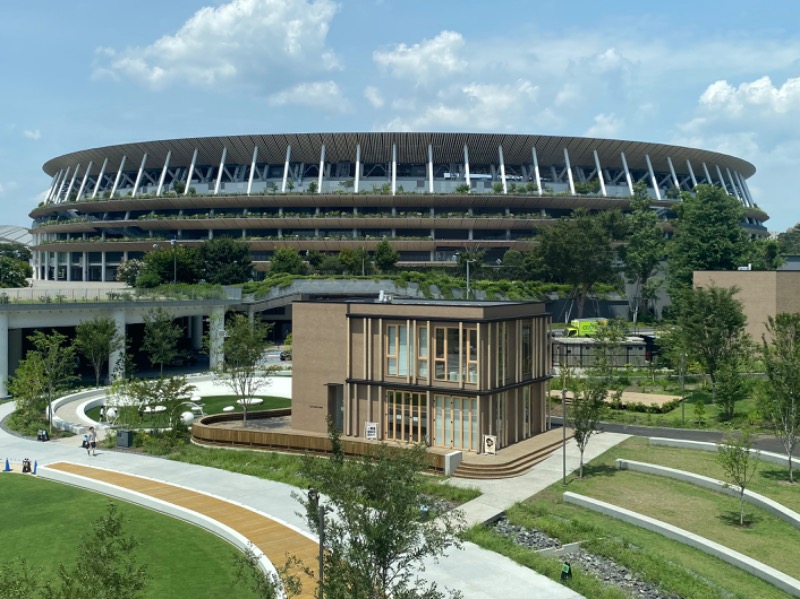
[
  {"xmin": 33, "ymin": 460, "xmax": 37, "ymax": 475},
  {"xmin": 3, "ymin": 458, "xmax": 11, "ymax": 472}
]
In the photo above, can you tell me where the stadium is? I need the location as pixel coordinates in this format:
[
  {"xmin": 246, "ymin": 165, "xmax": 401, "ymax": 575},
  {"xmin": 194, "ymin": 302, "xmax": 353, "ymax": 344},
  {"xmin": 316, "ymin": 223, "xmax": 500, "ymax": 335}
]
[{"xmin": 29, "ymin": 132, "xmax": 768, "ymax": 281}]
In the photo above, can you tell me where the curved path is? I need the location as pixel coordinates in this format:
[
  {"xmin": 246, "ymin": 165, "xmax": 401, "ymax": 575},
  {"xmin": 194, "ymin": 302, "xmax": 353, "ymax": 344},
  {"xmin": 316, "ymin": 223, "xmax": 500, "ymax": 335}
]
[{"xmin": 0, "ymin": 401, "xmax": 582, "ymax": 599}]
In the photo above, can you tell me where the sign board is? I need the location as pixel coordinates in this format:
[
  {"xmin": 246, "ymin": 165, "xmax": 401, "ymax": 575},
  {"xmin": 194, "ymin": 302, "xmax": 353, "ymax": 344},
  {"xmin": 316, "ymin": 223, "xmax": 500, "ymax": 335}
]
[
  {"xmin": 483, "ymin": 434, "xmax": 497, "ymax": 455},
  {"xmin": 364, "ymin": 422, "xmax": 378, "ymax": 441}
]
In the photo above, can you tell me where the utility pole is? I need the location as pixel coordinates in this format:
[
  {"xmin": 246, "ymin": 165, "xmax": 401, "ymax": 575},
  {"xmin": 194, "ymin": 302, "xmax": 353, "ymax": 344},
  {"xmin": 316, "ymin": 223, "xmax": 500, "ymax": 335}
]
[{"xmin": 562, "ymin": 387, "xmax": 567, "ymax": 485}]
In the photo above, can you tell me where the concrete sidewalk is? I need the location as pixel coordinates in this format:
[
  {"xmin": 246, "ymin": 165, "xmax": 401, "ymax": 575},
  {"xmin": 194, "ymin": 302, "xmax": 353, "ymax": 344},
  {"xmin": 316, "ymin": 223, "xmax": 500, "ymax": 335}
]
[{"xmin": 0, "ymin": 401, "xmax": 582, "ymax": 599}]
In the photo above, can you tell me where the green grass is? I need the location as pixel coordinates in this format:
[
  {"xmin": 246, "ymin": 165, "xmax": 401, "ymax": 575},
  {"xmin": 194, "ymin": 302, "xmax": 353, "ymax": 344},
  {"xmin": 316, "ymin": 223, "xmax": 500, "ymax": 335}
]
[
  {"xmin": 0, "ymin": 475, "xmax": 259, "ymax": 598},
  {"xmin": 465, "ymin": 436, "xmax": 798, "ymax": 599}
]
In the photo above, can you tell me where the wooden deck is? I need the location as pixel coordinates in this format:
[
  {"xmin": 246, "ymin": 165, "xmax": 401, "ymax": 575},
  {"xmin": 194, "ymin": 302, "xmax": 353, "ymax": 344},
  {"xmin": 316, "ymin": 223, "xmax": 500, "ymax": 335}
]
[
  {"xmin": 45, "ymin": 462, "xmax": 318, "ymax": 598},
  {"xmin": 454, "ymin": 428, "xmax": 574, "ymax": 479}
]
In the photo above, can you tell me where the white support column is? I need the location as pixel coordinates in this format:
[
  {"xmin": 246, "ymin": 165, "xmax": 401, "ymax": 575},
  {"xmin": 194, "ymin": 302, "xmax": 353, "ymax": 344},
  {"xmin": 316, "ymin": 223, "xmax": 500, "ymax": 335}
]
[
  {"xmin": 64, "ymin": 164, "xmax": 80, "ymax": 202},
  {"xmin": 76, "ymin": 161, "xmax": 93, "ymax": 201},
  {"xmin": 0, "ymin": 313, "xmax": 8, "ymax": 398},
  {"xmin": 92, "ymin": 158, "xmax": 108, "ymax": 199},
  {"xmin": 100, "ymin": 252, "xmax": 106, "ymax": 282},
  {"xmin": 645, "ymin": 154, "xmax": 661, "ymax": 201},
  {"xmin": 354, "ymin": 143, "xmax": 361, "ymax": 193},
  {"xmin": 281, "ymin": 145, "xmax": 292, "ymax": 193},
  {"xmin": 726, "ymin": 168, "xmax": 742, "ymax": 202},
  {"xmin": 82, "ymin": 251, "xmax": 88, "ymax": 282},
  {"xmin": 686, "ymin": 160, "xmax": 698, "ymax": 187},
  {"xmin": 109, "ymin": 309, "xmax": 126, "ymax": 382},
  {"xmin": 209, "ymin": 305, "xmax": 226, "ymax": 370},
  {"xmin": 391, "ymin": 143, "xmax": 397, "ymax": 195},
  {"xmin": 715, "ymin": 164, "xmax": 727, "ymax": 192},
  {"xmin": 620, "ymin": 152, "xmax": 634, "ymax": 194},
  {"xmin": 498, "ymin": 145, "xmax": 508, "ymax": 194},
  {"xmin": 45, "ymin": 170, "xmax": 61, "ymax": 203},
  {"xmin": 593, "ymin": 150, "xmax": 607, "ymax": 196},
  {"xmin": 132, "ymin": 154, "xmax": 148, "ymax": 197},
  {"xmin": 247, "ymin": 145, "xmax": 258, "ymax": 196},
  {"xmin": 736, "ymin": 172, "xmax": 754, "ymax": 206},
  {"xmin": 666, "ymin": 156, "xmax": 680, "ymax": 191},
  {"xmin": 315, "ymin": 143, "xmax": 325, "ymax": 193},
  {"xmin": 214, "ymin": 146, "xmax": 227, "ymax": 195},
  {"xmin": 156, "ymin": 151, "xmax": 172, "ymax": 197},
  {"xmin": 563, "ymin": 148, "xmax": 576, "ymax": 195},
  {"xmin": 532, "ymin": 147, "xmax": 543, "ymax": 196},
  {"xmin": 427, "ymin": 143, "xmax": 434, "ymax": 193},
  {"xmin": 56, "ymin": 167, "xmax": 73, "ymax": 202},
  {"xmin": 463, "ymin": 144, "xmax": 471, "ymax": 191},
  {"xmin": 110, "ymin": 156, "xmax": 127, "ymax": 199},
  {"xmin": 184, "ymin": 149, "xmax": 198, "ymax": 196},
  {"xmin": 702, "ymin": 162, "xmax": 713, "ymax": 185}
]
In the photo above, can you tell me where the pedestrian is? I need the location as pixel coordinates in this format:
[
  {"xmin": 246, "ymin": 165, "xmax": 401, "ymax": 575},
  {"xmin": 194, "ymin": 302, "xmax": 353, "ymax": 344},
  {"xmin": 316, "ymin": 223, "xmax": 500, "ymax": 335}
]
[
  {"xmin": 87, "ymin": 426, "xmax": 97, "ymax": 456},
  {"xmin": 99, "ymin": 406, "xmax": 105, "ymax": 422}
]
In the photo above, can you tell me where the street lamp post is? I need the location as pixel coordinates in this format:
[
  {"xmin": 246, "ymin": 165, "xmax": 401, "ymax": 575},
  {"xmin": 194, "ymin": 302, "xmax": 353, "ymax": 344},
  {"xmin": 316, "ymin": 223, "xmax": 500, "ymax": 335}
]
[
  {"xmin": 562, "ymin": 387, "xmax": 567, "ymax": 485},
  {"xmin": 680, "ymin": 352, "xmax": 686, "ymax": 425},
  {"xmin": 453, "ymin": 252, "xmax": 477, "ymax": 300}
]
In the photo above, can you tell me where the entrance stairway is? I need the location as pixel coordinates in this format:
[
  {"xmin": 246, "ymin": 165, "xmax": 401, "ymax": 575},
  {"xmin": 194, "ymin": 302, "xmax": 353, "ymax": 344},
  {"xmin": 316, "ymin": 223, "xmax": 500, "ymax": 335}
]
[{"xmin": 453, "ymin": 428, "xmax": 573, "ymax": 479}]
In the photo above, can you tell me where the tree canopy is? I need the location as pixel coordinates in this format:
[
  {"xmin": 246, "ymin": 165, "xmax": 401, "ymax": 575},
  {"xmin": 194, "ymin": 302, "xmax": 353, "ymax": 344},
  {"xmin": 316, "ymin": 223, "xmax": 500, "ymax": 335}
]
[
  {"xmin": 75, "ymin": 316, "xmax": 124, "ymax": 387},
  {"xmin": 197, "ymin": 237, "xmax": 252, "ymax": 284},
  {"xmin": 374, "ymin": 239, "xmax": 400, "ymax": 273},
  {"xmin": 269, "ymin": 247, "xmax": 307, "ymax": 276}
]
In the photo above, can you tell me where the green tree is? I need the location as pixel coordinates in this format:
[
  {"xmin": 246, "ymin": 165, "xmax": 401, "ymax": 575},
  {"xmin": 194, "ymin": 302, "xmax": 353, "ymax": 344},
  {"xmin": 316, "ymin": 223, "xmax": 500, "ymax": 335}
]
[
  {"xmin": 198, "ymin": 237, "xmax": 253, "ymax": 284},
  {"xmin": 717, "ymin": 429, "xmax": 760, "ymax": 526},
  {"xmin": 116, "ymin": 259, "xmax": 143, "ymax": 286},
  {"xmin": 338, "ymin": 247, "xmax": 370, "ymax": 276},
  {"xmin": 0, "ymin": 255, "xmax": 32, "ymax": 287},
  {"xmin": 673, "ymin": 285, "xmax": 748, "ymax": 388},
  {"xmin": 317, "ymin": 254, "xmax": 344, "ymax": 275},
  {"xmin": 142, "ymin": 308, "xmax": 183, "ymax": 375},
  {"xmin": 532, "ymin": 209, "xmax": 617, "ymax": 317},
  {"xmin": 0, "ymin": 242, "xmax": 32, "ymax": 262},
  {"xmin": 714, "ymin": 352, "xmax": 750, "ymax": 421},
  {"xmin": 10, "ymin": 330, "xmax": 77, "ymax": 431},
  {"xmin": 374, "ymin": 239, "xmax": 400, "ymax": 273},
  {"xmin": 305, "ymin": 249, "xmax": 325, "ymax": 270},
  {"xmin": 126, "ymin": 375, "xmax": 196, "ymax": 431},
  {"xmin": 75, "ymin": 316, "xmax": 124, "ymax": 387},
  {"xmin": 744, "ymin": 238, "xmax": 782, "ymax": 270},
  {"xmin": 620, "ymin": 182, "xmax": 665, "ymax": 323},
  {"xmin": 777, "ymin": 222, "xmax": 800, "ymax": 256},
  {"xmin": 299, "ymin": 427, "xmax": 464, "ymax": 599},
  {"xmin": 232, "ymin": 544, "xmax": 301, "ymax": 599},
  {"xmin": 8, "ymin": 352, "xmax": 47, "ymax": 427},
  {"xmin": 667, "ymin": 184, "xmax": 749, "ymax": 294},
  {"xmin": 139, "ymin": 244, "xmax": 202, "ymax": 286},
  {"xmin": 500, "ymin": 249, "xmax": 526, "ymax": 280},
  {"xmin": 269, "ymin": 247, "xmax": 307, "ymax": 276},
  {"xmin": 216, "ymin": 313, "xmax": 279, "ymax": 426},
  {"xmin": 759, "ymin": 313, "xmax": 800, "ymax": 483}
]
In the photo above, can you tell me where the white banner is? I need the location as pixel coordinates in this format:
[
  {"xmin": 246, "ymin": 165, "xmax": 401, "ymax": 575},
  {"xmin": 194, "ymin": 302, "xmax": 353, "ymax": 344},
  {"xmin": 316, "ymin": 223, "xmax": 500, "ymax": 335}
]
[
  {"xmin": 364, "ymin": 422, "xmax": 378, "ymax": 441},
  {"xmin": 483, "ymin": 434, "xmax": 497, "ymax": 455}
]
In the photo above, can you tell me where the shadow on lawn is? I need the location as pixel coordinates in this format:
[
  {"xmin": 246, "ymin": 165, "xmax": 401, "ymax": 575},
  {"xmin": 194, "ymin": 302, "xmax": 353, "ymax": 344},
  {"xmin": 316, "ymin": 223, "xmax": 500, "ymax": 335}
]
[
  {"xmin": 718, "ymin": 510, "xmax": 760, "ymax": 528},
  {"xmin": 759, "ymin": 467, "xmax": 793, "ymax": 483},
  {"xmin": 575, "ymin": 464, "xmax": 618, "ymax": 479}
]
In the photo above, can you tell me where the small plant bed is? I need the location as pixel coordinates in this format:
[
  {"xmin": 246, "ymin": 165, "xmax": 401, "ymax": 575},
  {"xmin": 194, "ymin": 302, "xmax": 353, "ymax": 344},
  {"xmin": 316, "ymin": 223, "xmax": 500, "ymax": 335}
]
[
  {"xmin": 0, "ymin": 475, "xmax": 261, "ymax": 598},
  {"xmin": 419, "ymin": 479, "xmax": 481, "ymax": 506},
  {"xmin": 2, "ymin": 413, "xmax": 74, "ymax": 439}
]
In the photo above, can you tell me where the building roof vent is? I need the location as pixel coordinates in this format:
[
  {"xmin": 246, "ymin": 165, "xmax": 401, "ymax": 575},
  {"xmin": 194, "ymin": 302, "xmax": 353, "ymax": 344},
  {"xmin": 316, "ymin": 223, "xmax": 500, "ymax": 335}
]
[{"xmin": 377, "ymin": 290, "xmax": 393, "ymax": 303}]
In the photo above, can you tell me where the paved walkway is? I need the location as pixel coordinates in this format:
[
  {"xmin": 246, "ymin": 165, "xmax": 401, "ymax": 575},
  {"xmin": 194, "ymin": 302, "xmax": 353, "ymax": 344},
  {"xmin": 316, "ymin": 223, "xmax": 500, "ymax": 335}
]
[{"xmin": 0, "ymin": 400, "xmax": 582, "ymax": 599}]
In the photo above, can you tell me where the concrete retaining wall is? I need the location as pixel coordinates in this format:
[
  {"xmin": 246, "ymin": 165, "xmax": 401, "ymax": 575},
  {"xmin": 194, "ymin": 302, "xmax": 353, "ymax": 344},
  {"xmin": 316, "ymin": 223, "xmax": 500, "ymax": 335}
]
[
  {"xmin": 39, "ymin": 465, "xmax": 285, "ymax": 596},
  {"xmin": 648, "ymin": 437, "xmax": 800, "ymax": 470},
  {"xmin": 616, "ymin": 459, "xmax": 800, "ymax": 530},
  {"xmin": 50, "ymin": 388, "xmax": 106, "ymax": 434},
  {"xmin": 563, "ymin": 491, "xmax": 800, "ymax": 597}
]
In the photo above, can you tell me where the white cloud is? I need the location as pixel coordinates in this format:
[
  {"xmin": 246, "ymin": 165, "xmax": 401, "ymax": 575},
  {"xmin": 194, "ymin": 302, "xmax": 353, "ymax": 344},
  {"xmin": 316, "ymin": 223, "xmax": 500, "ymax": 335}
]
[
  {"xmin": 268, "ymin": 80, "xmax": 350, "ymax": 112},
  {"xmin": 22, "ymin": 129, "xmax": 41, "ymax": 140},
  {"xmin": 373, "ymin": 30, "xmax": 466, "ymax": 84},
  {"xmin": 700, "ymin": 76, "xmax": 800, "ymax": 117},
  {"xmin": 93, "ymin": 0, "xmax": 340, "ymax": 88},
  {"xmin": 363, "ymin": 85, "xmax": 384, "ymax": 108},
  {"xmin": 585, "ymin": 113, "xmax": 623, "ymax": 138}
]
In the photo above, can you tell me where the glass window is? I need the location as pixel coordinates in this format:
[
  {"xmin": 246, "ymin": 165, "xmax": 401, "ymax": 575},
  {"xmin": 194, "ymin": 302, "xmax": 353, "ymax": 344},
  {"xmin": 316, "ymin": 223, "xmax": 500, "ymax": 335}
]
[
  {"xmin": 386, "ymin": 324, "xmax": 409, "ymax": 376},
  {"xmin": 522, "ymin": 324, "xmax": 532, "ymax": 377},
  {"xmin": 417, "ymin": 326, "xmax": 428, "ymax": 378}
]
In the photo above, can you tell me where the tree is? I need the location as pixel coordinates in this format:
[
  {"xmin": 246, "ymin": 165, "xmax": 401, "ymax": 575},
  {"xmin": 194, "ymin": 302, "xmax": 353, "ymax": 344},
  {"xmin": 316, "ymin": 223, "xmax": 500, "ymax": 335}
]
[
  {"xmin": 7, "ymin": 352, "xmax": 47, "ymax": 426},
  {"xmin": 198, "ymin": 237, "xmax": 253, "ymax": 284},
  {"xmin": 0, "ymin": 242, "xmax": 32, "ymax": 262},
  {"xmin": 216, "ymin": 313, "xmax": 279, "ymax": 426},
  {"xmin": 714, "ymin": 351, "xmax": 750, "ymax": 421},
  {"xmin": 744, "ymin": 238, "xmax": 782, "ymax": 270},
  {"xmin": 532, "ymin": 209, "xmax": 618, "ymax": 317},
  {"xmin": 116, "ymin": 259, "xmax": 143, "ymax": 286},
  {"xmin": 75, "ymin": 316, "xmax": 124, "ymax": 387},
  {"xmin": 759, "ymin": 313, "xmax": 800, "ymax": 483},
  {"xmin": 269, "ymin": 247, "xmax": 307, "ymax": 275},
  {"xmin": 338, "ymin": 247, "xmax": 370, "ymax": 276},
  {"xmin": 374, "ymin": 239, "xmax": 400, "ymax": 273},
  {"xmin": 232, "ymin": 544, "xmax": 301, "ymax": 599},
  {"xmin": 667, "ymin": 184, "xmax": 749, "ymax": 294},
  {"xmin": 50, "ymin": 502, "xmax": 149, "ymax": 598},
  {"xmin": 298, "ymin": 426, "xmax": 464, "ymax": 599},
  {"xmin": 717, "ymin": 429, "xmax": 760, "ymax": 526},
  {"xmin": 777, "ymin": 222, "xmax": 800, "ymax": 256},
  {"xmin": 620, "ymin": 182, "xmax": 665, "ymax": 323},
  {"xmin": 0, "ymin": 255, "xmax": 32, "ymax": 287},
  {"xmin": 142, "ymin": 308, "xmax": 183, "ymax": 375},
  {"xmin": 317, "ymin": 254, "xmax": 344, "ymax": 275},
  {"xmin": 139, "ymin": 244, "xmax": 202, "ymax": 286},
  {"xmin": 10, "ymin": 330, "xmax": 77, "ymax": 431},
  {"xmin": 126, "ymin": 375, "xmax": 195, "ymax": 430},
  {"xmin": 673, "ymin": 285, "xmax": 748, "ymax": 388}
]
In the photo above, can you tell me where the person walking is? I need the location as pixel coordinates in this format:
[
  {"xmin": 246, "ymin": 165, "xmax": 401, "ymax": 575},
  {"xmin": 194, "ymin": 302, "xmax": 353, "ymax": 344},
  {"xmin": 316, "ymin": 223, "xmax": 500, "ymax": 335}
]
[{"xmin": 87, "ymin": 426, "xmax": 97, "ymax": 456}]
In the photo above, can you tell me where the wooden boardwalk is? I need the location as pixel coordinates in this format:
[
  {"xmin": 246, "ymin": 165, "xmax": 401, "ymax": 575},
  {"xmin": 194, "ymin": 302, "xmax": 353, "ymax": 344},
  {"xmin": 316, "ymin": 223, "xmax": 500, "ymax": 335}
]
[{"xmin": 45, "ymin": 462, "xmax": 318, "ymax": 599}]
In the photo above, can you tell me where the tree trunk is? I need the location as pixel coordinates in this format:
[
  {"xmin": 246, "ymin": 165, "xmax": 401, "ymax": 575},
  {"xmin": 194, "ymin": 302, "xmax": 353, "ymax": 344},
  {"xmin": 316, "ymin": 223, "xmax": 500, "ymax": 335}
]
[
  {"xmin": 579, "ymin": 449, "xmax": 584, "ymax": 478},
  {"xmin": 789, "ymin": 449, "xmax": 795, "ymax": 483},
  {"xmin": 739, "ymin": 490, "xmax": 745, "ymax": 526}
]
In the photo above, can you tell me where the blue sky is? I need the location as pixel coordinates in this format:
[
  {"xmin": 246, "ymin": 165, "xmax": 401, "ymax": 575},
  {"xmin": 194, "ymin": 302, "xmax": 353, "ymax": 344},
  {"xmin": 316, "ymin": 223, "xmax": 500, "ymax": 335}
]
[{"xmin": 2, "ymin": 0, "xmax": 800, "ymax": 230}]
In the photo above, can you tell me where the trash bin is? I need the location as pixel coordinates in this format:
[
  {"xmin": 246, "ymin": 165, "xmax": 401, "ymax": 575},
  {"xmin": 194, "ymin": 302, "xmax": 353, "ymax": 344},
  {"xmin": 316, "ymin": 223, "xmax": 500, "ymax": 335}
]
[{"xmin": 116, "ymin": 429, "xmax": 134, "ymax": 448}]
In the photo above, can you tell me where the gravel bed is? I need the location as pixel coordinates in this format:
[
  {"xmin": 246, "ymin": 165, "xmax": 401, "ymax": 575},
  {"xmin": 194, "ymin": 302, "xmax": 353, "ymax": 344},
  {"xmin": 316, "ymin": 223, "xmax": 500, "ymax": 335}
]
[{"xmin": 492, "ymin": 515, "xmax": 681, "ymax": 599}]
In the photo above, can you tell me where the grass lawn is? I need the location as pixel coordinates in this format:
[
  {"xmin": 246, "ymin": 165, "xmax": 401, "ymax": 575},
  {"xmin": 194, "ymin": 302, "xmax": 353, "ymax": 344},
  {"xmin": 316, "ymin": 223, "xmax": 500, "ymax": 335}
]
[
  {"xmin": 0, "ymin": 475, "xmax": 259, "ymax": 598},
  {"xmin": 466, "ymin": 436, "xmax": 799, "ymax": 599}
]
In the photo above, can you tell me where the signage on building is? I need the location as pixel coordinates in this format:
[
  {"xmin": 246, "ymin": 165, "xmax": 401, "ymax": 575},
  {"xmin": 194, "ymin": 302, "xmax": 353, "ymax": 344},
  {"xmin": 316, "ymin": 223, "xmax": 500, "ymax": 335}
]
[
  {"xmin": 364, "ymin": 422, "xmax": 378, "ymax": 440},
  {"xmin": 483, "ymin": 434, "xmax": 497, "ymax": 455}
]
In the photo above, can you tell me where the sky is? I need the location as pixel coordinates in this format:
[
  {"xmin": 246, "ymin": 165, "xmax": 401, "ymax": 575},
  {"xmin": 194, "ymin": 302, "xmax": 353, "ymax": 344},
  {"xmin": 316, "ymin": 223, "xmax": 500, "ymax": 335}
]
[{"xmin": 2, "ymin": 0, "xmax": 800, "ymax": 231}]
